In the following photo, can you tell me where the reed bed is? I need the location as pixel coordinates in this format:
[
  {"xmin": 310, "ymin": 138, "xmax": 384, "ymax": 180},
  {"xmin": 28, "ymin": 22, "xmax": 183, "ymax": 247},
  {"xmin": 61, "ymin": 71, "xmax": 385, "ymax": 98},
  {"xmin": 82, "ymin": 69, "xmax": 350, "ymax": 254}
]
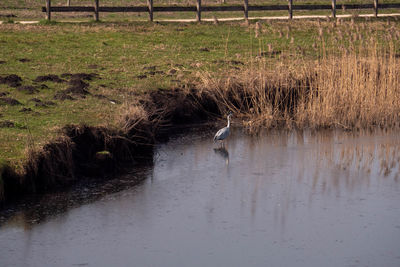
[{"xmin": 198, "ymin": 22, "xmax": 400, "ymax": 130}]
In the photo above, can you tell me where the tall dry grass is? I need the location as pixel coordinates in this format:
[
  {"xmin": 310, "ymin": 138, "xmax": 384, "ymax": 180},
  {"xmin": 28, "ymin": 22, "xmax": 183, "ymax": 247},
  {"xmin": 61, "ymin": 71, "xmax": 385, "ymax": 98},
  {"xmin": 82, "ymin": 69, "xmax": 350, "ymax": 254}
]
[
  {"xmin": 197, "ymin": 23, "xmax": 400, "ymax": 130},
  {"xmin": 297, "ymin": 44, "xmax": 400, "ymax": 129}
]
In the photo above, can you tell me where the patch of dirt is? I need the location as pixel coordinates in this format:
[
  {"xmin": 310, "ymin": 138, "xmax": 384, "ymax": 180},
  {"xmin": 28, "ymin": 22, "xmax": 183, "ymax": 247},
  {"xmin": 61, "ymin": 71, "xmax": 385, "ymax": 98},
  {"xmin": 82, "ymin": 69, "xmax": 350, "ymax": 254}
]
[
  {"xmin": 45, "ymin": 100, "xmax": 56, "ymax": 106},
  {"xmin": 199, "ymin": 47, "xmax": 210, "ymax": 52},
  {"xmin": 70, "ymin": 73, "xmax": 99, "ymax": 81},
  {"xmin": 168, "ymin": 69, "xmax": 177, "ymax": 75},
  {"xmin": 17, "ymin": 85, "xmax": 39, "ymax": 94},
  {"xmin": 0, "ymin": 74, "xmax": 22, "ymax": 87},
  {"xmin": 53, "ymin": 74, "xmax": 98, "ymax": 99},
  {"xmin": 34, "ymin": 75, "xmax": 64, "ymax": 83},
  {"xmin": 60, "ymin": 73, "xmax": 72, "ymax": 79},
  {"xmin": 54, "ymin": 91, "xmax": 75, "ymax": 101},
  {"xmin": 19, "ymin": 107, "xmax": 33, "ymax": 113},
  {"xmin": 18, "ymin": 58, "xmax": 30, "ymax": 63},
  {"xmin": 137, "ymin": 74, "xmax": 147, "ymax": 79},
  {"xmin": 143, "ymin": 66, "xmax": 156, "ymax": 71},
  {"xmin": 29, "ymin": 98, "xmax": 56, "ymax": 107},
  {"xmin": 29, "ymin": 98, "xmax": 42, "ymax": 103},
  {"xmin": 0, "ymin": 120, "xmax": 15, "ymax": 128},
  {"xmin": 35, "ymin": 101, "xmax": 56, "ymax": 108},
  {"xmin": 147, "ymin": 71, "xmax": 165, "ymax": 76},
  {"xmin": 38, "ymin": 84, "xmax": 49, "ymax": 90},
  {"xmin": 0, "ymin": 97, "xmax": 22, "ymax": 106},
  {"xmin": 65, "ymin": 80, "xmax": 89, "ymax": 95}
]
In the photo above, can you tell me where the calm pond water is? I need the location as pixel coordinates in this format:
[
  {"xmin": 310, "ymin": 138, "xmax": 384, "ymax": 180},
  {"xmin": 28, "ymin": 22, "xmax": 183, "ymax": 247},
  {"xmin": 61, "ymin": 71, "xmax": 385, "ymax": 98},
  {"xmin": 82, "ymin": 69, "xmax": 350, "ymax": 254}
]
[{"xmin": 1, "ymin": 128, "xmax": 400, "ymax": 267}]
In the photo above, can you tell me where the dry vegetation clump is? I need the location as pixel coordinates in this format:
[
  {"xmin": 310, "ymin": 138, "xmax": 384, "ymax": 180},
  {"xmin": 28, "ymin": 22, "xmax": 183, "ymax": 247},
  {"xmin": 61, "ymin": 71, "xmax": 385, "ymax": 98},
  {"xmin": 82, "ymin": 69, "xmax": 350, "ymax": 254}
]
[
  {"xmin": 297, "ymin": 48, "xmax": 400, "ymax": 129},
  {"xmin": 197, "ymin": 29, "xmax": 400, "ymax": 131}
]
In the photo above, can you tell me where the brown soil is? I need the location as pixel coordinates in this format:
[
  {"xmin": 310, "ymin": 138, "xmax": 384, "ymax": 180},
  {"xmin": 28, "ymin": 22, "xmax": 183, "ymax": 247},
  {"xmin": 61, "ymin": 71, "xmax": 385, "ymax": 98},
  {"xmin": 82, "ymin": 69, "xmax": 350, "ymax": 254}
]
[
  {"xmin": 34, "ymin": 75, "xmax": 64, "ymax": 83},
  {"xmin": 67, "ymin": 79, "xmax": 89, "ymax": 91},
  {"xmin": 0, "ymin": 120, "xmax": 15, "ymax": 128},
  {"xmin": 137, "ymin": 75, "xmax": 147, "ymax": 79},
  {"xmin": 54, "ymin": 91, "xmax": 75, "ymax": 101},
  {"xmin": 53, "ymin": 73, "xmax": 98, "ymax": 100},
  {"xmin": 168, "ymin": 69, "xmax": 177, "ymax": 75},
  {"xmin": 199, "ymin": 47, "xmax": 210, "ymax": 52},
  {"xmin": 18, "ymin": 58, "xmax": 30, "ymax": 63},
  {"xmin": 70, "ymin": 73, "xmax": 98, "ymax": 81},
  {"xmin": 19, "ymin": 107, "xmax": 33, "ymax": 113},
  {"xmin": 29, "ymin": 98, "xmax": 42, "ymax": 103},
  {"xmin": 17, "ymin": 85, "xmax": 39, "ymax": 94},
  {"xmin": 0, "ymin": 74, "xmax": 22, "ymax": 88},
  {"xmin": 30, "ymin": 98, "xmax": 56, "ymax": 107},
  {"xmin": 60, "ymin": 73, "xmax": 72, "ymax": 79},
  {"xmin": 146, "ymin": 71, "xmax": 165, "ymax": 76},
  {"xmin": 0, "ymin": 97, "xmax": 22, "ymax": 106},
  {"xmin": 35, "ymin": 101, "xmax": 56, "ymax": 108},
  {"xmin": 37, "ymin": 84, "xmax": 49, "ymax": 90}
]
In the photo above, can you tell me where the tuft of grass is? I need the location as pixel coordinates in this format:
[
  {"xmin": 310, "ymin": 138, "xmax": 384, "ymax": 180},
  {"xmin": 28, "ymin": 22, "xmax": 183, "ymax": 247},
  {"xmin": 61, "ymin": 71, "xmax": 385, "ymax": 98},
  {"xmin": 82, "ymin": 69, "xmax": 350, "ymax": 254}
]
[
  {"xmin": 38, "ymin": 19, "xmax": 58, "ymax": 25},
  {"xmin": 4, "ymin": 18, "xmax": 15, "ymax": 24}
]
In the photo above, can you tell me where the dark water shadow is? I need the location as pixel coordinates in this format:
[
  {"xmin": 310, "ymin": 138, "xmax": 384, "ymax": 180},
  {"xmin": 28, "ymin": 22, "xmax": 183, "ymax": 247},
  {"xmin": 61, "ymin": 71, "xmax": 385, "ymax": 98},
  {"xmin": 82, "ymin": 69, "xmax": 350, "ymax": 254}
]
[
  {"xmin": 0, "ymin": 165, "xmax": 152, "ymax": 230},
  {"xmin": 0, "ymin": 123, "xmax": 219, "ymax": 230},
  {"xmin": 213, "ymin": 147, "xmax": 229, "ymax": 166}
]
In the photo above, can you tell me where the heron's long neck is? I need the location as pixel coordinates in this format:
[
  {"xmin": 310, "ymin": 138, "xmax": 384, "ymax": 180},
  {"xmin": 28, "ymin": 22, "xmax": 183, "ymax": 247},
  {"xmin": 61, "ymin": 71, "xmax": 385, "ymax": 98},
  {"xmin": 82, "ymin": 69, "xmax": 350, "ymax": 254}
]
[{"xmin": 227, "ymin": 116, "xmax": 231, "ymax": 128}]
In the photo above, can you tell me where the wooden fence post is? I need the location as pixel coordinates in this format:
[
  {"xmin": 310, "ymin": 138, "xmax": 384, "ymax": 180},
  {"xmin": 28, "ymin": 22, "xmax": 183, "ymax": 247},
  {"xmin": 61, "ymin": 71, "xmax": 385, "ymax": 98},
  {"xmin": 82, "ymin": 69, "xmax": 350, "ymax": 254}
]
[
  {"xmin": 332, "ymin": 0, "xmax": 336, "ymax": 18},
  {"xmin": 46, "ymin": 0, "xmax": 51, "ymax": 20},
  {"xmin": 288, "ymin": 0, "xmax": 293, "ymax": 20},
  {"xmin": 94, "ymin": 0, "xmax": 99, "ymax": 21},
  {"xmin": 147, "ymin": 0, "xmax": 153, "ymax": 21},
  {"xmin": 244, "ymin": 0, "xmax": 248, "ymax": 21},
  {"xmin": 67, "ymin": 0, "xmax": 70, "ymax": 6},
  {"xmin": 374, "ymin": 0, "xmax": 378, "ymax": 17},
  {"xmin": 196, "ymin": 0, "xmax": 201, "ymax": 22}
]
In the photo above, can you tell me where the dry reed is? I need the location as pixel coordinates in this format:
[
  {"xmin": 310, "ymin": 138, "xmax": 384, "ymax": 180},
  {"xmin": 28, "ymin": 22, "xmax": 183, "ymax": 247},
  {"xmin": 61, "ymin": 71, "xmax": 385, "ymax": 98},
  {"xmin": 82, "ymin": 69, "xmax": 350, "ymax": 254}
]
[{"xmin": 197, "ymin": 26, "xmax": 400, "ymax": 131}]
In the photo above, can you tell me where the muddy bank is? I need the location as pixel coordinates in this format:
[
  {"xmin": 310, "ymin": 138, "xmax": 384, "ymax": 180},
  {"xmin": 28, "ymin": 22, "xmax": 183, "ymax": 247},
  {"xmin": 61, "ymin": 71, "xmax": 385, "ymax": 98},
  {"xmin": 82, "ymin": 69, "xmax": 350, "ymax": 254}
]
[{"xmin": 0, "ymin": 87, "xmax": 221, "ymax": 206}]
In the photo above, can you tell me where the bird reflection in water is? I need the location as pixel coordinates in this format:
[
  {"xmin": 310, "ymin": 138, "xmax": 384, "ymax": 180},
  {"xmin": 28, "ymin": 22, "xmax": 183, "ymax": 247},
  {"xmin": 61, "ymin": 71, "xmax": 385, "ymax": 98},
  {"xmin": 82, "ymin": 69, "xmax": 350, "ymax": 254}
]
[{"xmin": 213, "ymin": 147, "xmax": 229, "ymax": 166}]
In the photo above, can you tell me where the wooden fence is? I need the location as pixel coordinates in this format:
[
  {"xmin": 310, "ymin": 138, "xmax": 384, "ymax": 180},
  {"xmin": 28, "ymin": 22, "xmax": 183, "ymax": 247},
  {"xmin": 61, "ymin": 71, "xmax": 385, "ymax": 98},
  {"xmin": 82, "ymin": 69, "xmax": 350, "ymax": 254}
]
[{"xmin": 42, "ymin": 0, "xmax": 400, "ymax": 22}]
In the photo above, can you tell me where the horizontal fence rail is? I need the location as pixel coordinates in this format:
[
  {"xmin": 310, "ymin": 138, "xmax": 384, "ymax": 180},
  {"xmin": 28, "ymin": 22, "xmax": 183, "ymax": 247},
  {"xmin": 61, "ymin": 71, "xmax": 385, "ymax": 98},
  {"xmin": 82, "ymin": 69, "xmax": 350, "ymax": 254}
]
[{"xmin": 42, "ymin": 1, "xmax": 400, "ymax": 22}]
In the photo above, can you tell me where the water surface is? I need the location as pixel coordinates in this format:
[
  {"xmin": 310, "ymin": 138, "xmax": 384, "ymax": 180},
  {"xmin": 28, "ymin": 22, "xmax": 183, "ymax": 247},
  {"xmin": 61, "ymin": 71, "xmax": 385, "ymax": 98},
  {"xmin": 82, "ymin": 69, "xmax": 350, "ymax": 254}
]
[{"xmin": 1, "ymin": 128, "xmax": 400, "ymax": 267}]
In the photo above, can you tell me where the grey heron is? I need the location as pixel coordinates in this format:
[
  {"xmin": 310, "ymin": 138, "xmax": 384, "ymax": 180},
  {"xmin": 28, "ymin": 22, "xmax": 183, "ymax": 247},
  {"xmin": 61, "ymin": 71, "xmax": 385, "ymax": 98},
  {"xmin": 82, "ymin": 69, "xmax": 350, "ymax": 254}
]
[{"xmin": 213, "ymin": 112, "xmax": 233, "ymax": 146}]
